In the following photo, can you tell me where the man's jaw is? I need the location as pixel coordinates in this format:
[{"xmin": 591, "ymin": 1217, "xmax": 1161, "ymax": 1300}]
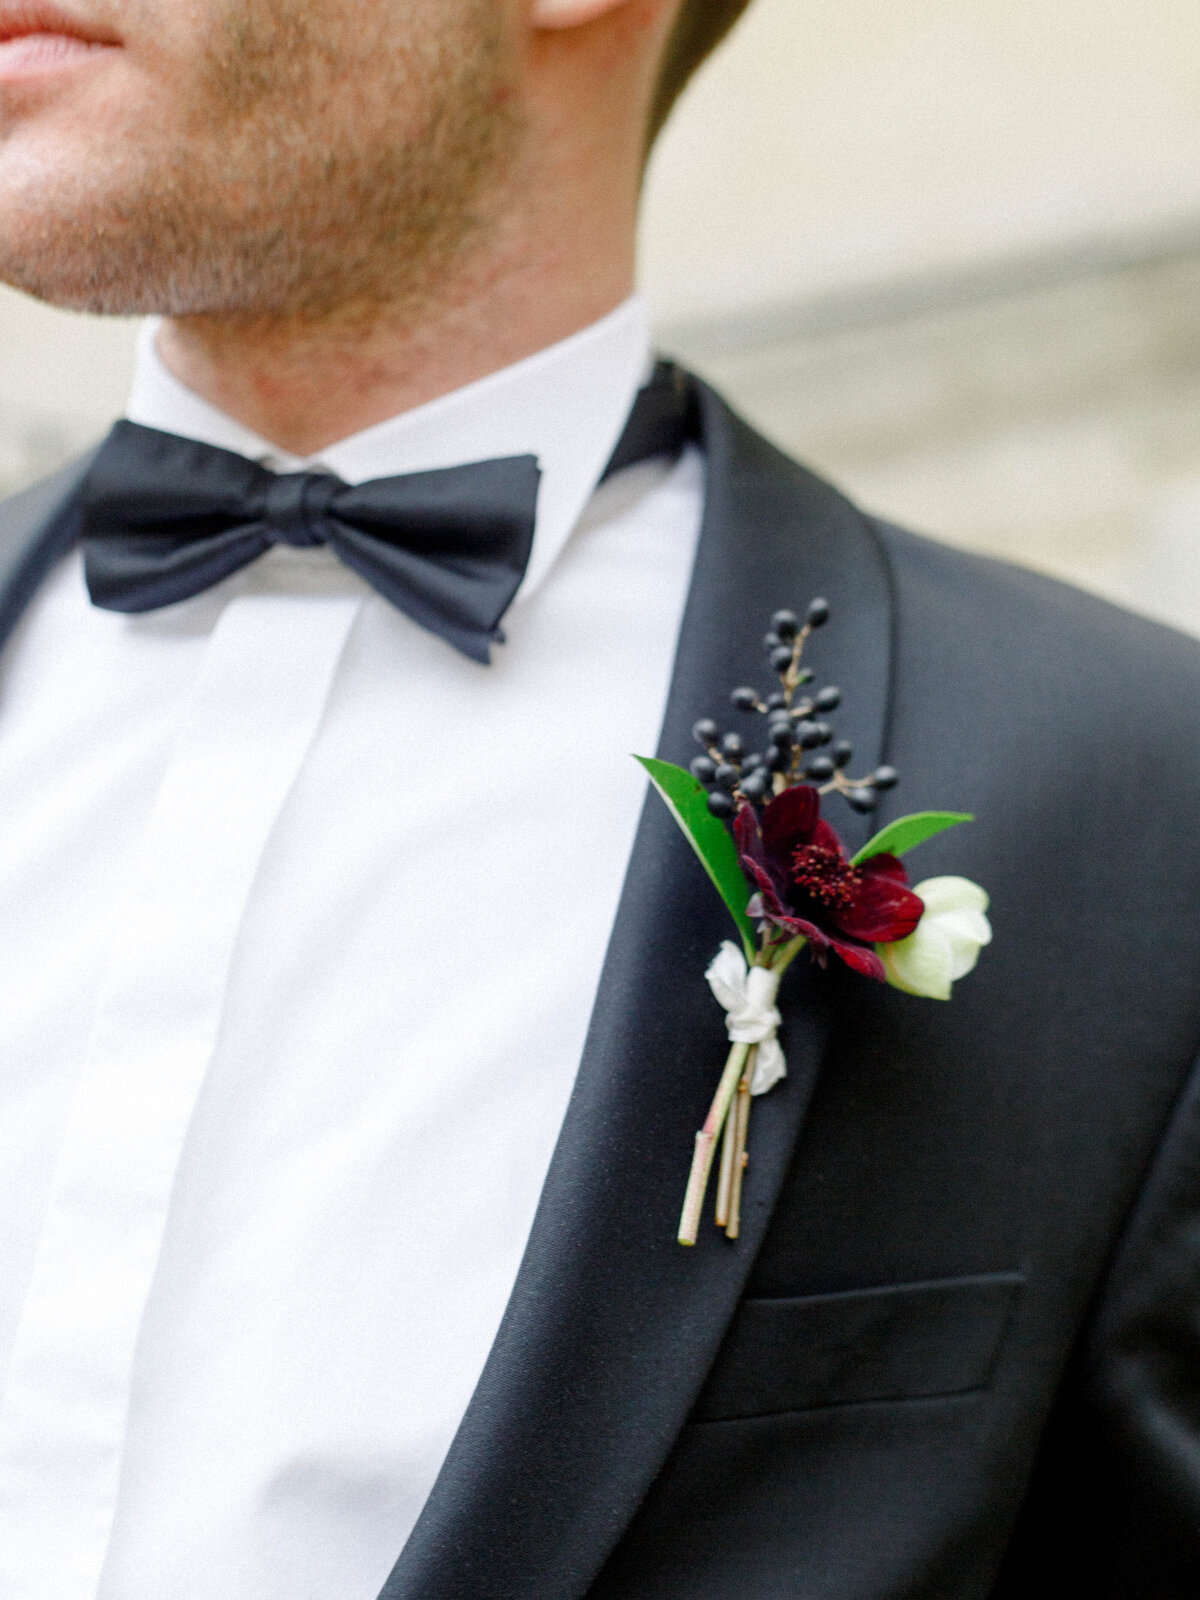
[{"xmin": 0, "ymin": 2, "xmax": 120, "ymax": 81}]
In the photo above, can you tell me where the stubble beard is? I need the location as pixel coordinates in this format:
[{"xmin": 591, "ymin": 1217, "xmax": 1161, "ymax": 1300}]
[{"xmin": 0, "ymin": 0, "xmax": 525, "ymax": 322}]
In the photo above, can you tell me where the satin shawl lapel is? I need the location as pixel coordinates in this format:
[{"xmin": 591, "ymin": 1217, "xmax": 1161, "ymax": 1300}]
[
  {"xmin": 379, "ymin": 381, "xmax": 896, "ymax": 1600},
  {"xmin": 0, "ymin": 450, "xmax": 99, "ymax": 658}
]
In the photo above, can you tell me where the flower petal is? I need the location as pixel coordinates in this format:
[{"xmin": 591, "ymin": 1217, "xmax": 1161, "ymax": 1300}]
[
  {"xmin": 880, "ymin": 922, "xmax": 954, "ymax": 1000},
  {"xmin": 828, "ymin": 936, "xmax": 887, "ymax": 982},
  {"xmin": 880, "ymin": 876, "xmax": 992, "ymax": 998},
  {"xmin": 741, "ymin": 851, "xmax": 789, "ymax": 921},
  {"xmin": 933, "ymin": 908, "xmax": 992, "ymax": 947},
  {"xmin": 943, "ymin": 924, "xmax": 987, "ymax": 982},
  {"xmin": 811, "ymin": 814, "xmax": 849, "ymax": 859},
  {"xmin": 911, "ymin": 876, "xmax": 990, "ymax": 920},
  {"xmin": 910, "ymin": 877, "xmax": 992, "ymax": 980},
  {"xmin": 833, "ymin": 857, "xmax": 924, "ymax": 943},
  {"xmin": 761, "ymin": 784, "xmax": 820, "ymax": 861},
  {"xmin": 772, "ymin": 912, "xmax": 832, "ymax": 949},
  {"xmin": 733, "ymin": 800, "xmax": 767, "ymax": 864},
  {"xmin": 736, "ymin": 802, "xmax": 795, "ymax": 922},
  {"xmin": 857, "ymin": 850, "xmax": 909, "ymax": 885}
]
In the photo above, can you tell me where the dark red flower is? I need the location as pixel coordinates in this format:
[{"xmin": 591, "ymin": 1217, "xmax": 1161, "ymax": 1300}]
[{"xmin": 734, "ymin": 785, "xmax": 924, "ymax": 981}]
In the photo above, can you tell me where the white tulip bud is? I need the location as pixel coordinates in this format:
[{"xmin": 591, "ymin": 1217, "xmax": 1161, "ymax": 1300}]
[{"xmin": 879, "ymin": 876, "xmax": 992, "ymax": 1001}]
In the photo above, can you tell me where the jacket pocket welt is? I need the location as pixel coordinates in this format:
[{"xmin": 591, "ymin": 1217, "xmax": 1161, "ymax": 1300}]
[{"xmin": 692, "ymin": 1271, "xmax": 1025, "ymax": 1422}]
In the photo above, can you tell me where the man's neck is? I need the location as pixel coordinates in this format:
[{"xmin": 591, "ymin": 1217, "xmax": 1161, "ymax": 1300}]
[{"xmin": 156, "ymin": 206, "xmax": 636, "ymax": 459}]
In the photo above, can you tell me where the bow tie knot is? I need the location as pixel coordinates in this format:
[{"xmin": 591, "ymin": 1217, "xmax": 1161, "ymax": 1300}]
[{"xmin": 261, "ymin": 471, "xmax": 340, "ymax": 549}]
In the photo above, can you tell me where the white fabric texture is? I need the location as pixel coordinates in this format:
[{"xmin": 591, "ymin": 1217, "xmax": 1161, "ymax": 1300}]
[
  {"xmin": 0, "ymin": 297, "xmax": 705, "ymax": 1600},
  {"xmin": 704, "ymin": 942, "xmax": 787, "ymax": 1095}
]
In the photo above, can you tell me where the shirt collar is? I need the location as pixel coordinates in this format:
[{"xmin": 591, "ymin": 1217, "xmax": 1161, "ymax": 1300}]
[{"xmin": 125, "ymin": 296, "xmax": 653, "ymax": 600}]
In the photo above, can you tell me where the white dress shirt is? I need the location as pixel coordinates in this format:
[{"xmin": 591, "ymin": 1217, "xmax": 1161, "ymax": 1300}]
[{"xmin": 0, "ymin": 297, "xmax": 705, "ymax": 1600}]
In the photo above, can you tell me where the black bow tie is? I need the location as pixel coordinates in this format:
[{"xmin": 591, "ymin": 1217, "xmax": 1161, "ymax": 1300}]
[{"xmin": 77, "ymin": 362, "xmax": 696, "ymax": 664}]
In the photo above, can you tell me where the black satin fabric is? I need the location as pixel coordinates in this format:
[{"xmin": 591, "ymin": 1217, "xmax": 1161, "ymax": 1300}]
[
  {"xmin": 77, "ymin": 360, "xmax": 697, "ymax": 664},
  {"xmin": 81, "ymin": 427, "xmax": 540, "ymax": 662}
]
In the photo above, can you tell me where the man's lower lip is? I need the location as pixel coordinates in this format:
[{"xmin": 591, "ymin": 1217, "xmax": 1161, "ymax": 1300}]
[{"xmin": 0, "ymin": 32, "xmax": 116, "ymax": 79}]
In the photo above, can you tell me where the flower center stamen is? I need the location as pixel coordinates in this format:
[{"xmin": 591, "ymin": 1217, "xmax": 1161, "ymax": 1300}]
[{"xmin": 790, "ymin": 843, "xmax": 861, "ymax": 908}]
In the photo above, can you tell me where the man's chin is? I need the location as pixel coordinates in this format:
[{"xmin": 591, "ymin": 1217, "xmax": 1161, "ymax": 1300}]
[
  {"xmin": 0, "ymin": 275, "xmax": 145, "ymax": 315},
  {"xmin": 0, "ymin": 226, "xmax": 147, "ymax": 315},
  {"xmin": 0, "ymin": 173, "xmax": 194, "ymax": 316},
  {"xmin": 0, "ymin": 118, "xmax": 209, "ymax": 314}
]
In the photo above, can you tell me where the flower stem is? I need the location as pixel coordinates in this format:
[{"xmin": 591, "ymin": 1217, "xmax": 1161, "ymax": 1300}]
[
  {"xmin": 724, "ymin": 1048, "xmax": 756, "ymax": 1239},
  {"xmin": 678, "ymin": 1040, "xmax": 750, "ymax": 1246},
  {"xmin": 765, "ymin": 934, "xmax": 807, "ymax": 978},
  {"xmin": 679, "ymin": 937, "xmax": 807, "ymax": 1247},
  {"xmin": 714, "ymin": 1083, "xmax": 739, "ymax": 1229}
]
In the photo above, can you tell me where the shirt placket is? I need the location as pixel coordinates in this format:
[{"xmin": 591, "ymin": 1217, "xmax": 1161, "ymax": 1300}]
[{"xmin": 0, "ymin": 587, "xmax": 362, "ymax": 1600}]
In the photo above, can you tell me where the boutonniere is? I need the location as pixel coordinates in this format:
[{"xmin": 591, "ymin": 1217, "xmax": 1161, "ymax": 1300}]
[{"xmin": 635, "ymin": 598, "xmax": 991, "ymax": 1247}]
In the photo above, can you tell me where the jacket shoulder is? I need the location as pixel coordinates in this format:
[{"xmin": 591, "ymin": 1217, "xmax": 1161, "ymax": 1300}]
[
  {"xmin": 872, "ymin": 511, "xmax": 1200, "ymax": 694},
  {"xmin": 0, "ymin": 449, "xmax": 98, "ymax": 651}
]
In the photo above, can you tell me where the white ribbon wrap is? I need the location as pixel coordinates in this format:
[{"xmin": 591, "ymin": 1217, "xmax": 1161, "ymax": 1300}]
[{"xmin": 705, "ymin": 942, "xmax": 787, "ymax": 1095}]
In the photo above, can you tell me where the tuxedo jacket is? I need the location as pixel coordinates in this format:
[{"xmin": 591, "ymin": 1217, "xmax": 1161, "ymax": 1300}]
[{"xmin": 2, "ymin": 379, "xmax": 1199, "ymax": 1600}]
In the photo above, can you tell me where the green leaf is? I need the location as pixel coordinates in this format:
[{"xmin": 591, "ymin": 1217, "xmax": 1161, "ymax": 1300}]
[
  {"xmin": 851, "ymin": 810, "xmax": 974, "ymax": 866},
  {"xmin": 635, "ymin": 756, "xmax": 757, "ymax": 959}
]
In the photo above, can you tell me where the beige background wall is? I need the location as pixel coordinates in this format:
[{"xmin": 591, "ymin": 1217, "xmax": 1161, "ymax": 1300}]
[
  {"xmin": 4, "ymin": 0, "xmax": 1200, "ymax": 631},
  {"xmin": 644, "ymin": 0, "xmax": 1200, "ymax": 322}
]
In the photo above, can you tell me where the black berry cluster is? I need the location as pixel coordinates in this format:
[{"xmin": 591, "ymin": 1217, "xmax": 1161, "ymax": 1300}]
[{"xmin": 690, "ymin": 599, "xmax": 899, "ymax": 821}]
